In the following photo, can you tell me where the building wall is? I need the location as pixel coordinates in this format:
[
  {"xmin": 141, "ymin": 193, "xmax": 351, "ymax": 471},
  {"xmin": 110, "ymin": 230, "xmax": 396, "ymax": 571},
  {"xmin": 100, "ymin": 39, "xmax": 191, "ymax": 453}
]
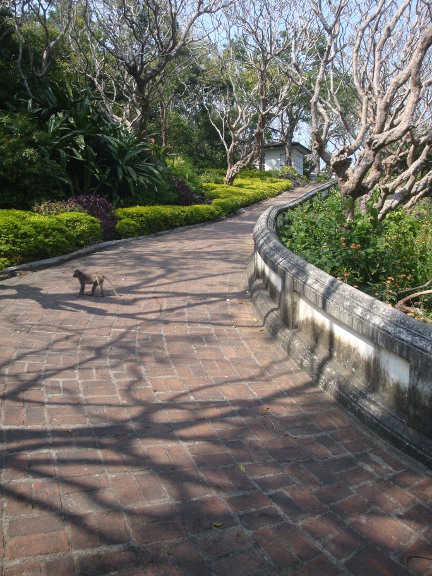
[{"xmin": 263, "ymin": 147, "xmax": 304, "ymax": 174}]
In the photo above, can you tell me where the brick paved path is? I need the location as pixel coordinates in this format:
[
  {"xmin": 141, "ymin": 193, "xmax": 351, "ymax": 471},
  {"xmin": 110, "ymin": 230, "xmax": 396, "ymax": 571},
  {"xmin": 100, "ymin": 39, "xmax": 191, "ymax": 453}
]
[{"xmin": 1, "ymin": 185, "xmax": 432, "ymax": 576}]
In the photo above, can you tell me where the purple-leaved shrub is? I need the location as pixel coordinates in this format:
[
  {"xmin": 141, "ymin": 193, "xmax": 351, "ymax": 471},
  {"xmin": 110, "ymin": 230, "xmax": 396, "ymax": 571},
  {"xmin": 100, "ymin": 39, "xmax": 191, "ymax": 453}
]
[{"xmin": 71, "ymin": 195, "xmax": 116, "ymax": 240}]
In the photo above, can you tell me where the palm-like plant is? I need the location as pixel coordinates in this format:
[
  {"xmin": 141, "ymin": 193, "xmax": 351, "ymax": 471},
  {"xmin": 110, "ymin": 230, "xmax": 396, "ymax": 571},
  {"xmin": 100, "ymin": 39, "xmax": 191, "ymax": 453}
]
[{"xmin": 98, "ymin": 131, "xmax": 163, "ymax": 206}]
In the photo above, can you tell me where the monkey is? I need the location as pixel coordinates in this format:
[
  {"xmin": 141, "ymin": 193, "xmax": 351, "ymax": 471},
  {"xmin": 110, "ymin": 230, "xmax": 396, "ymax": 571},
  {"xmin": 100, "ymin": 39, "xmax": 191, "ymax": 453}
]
[{"xmin": 72, "ymin": 270, "xmax": 122, "ymax": 298}]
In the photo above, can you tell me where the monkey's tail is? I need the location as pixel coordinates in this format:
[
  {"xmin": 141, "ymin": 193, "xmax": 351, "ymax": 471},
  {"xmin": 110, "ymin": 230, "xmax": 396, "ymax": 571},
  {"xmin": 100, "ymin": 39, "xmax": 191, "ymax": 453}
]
[{"xmin": 103, "ymin": 276, "xmax": 122, "ymax": 298}]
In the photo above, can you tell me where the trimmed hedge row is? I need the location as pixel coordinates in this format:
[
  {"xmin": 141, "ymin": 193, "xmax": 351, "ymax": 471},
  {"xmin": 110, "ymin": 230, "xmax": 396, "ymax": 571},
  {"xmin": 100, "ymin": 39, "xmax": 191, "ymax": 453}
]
[
  {"xmin": 0, "ymin": 176, "xmax": 292, "ymax": 269},
  {"xmin": 0, "ymin": 210, "xmax": 102, "ymax": 269},
  {"xmin": 114, "ymin": 177, "xmax": 291, "ymax": 238}
]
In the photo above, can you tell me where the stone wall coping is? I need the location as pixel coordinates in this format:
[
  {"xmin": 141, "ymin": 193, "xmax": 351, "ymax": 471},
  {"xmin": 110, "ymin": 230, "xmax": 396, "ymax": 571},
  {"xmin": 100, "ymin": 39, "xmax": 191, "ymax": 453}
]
[{"xmin": 250, "ymin": 183, "xmax": 432, "ymax": 469}]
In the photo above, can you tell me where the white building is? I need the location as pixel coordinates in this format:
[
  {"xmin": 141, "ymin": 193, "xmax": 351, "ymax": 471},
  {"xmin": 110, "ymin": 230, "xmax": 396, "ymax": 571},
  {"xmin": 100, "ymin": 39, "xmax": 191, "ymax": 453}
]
[{"xmin": 262, "ymin": 142, "xmax": 311, "ymax": 174}]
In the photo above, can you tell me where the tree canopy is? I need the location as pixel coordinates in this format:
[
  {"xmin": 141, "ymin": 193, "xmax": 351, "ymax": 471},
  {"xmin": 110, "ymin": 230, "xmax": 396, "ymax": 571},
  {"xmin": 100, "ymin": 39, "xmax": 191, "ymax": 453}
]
[{"xmin": 1, "ymin": 0, "xmax": 431, "ymax": 212}]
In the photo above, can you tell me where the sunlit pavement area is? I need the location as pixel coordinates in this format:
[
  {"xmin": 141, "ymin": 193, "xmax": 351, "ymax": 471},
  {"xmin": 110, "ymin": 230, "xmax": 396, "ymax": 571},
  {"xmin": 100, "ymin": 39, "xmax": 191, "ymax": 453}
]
[{"xmin": 1, "ymin": 184, "xmax": 431, "ymax": 576}]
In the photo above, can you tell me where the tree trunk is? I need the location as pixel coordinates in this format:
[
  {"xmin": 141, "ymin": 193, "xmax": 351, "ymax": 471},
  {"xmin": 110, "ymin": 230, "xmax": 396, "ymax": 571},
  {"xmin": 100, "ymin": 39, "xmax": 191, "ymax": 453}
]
[
  {"xmin": 284, "ymin": 132, "xmax": 294, "ymax": 167},
  {"xmin": 160, "ymin": 100, "xmax": 168, "ymax": 150},
  {"xmin": 224, "ymin": 146, "xmax": 258, "ymax": 185}
]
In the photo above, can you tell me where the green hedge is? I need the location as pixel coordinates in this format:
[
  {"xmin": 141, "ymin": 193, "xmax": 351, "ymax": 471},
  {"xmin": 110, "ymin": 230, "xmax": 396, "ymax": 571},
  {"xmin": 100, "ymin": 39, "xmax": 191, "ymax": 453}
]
[
  {"xmin": 0, "ymin": 210, "xmax": 102, "ymax": 269},
  {"xmin": 0, "ymin": 175, "xmax": 291, "ymax": 269},
  {"xmin": 114, "ymin": 177, "xmax": 291, "ymax": 238}
]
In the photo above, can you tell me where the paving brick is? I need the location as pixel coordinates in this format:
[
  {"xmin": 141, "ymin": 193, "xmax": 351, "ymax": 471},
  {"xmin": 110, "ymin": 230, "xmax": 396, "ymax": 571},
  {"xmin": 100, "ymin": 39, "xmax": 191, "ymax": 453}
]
[
  {"xmin": 238, "ymin": 506, "xmax": 284, "ymax": 530},
  {"xmin": 295, "ymin": 554, "xmax": 345, "ymax": 575},
  {"xmin": 110, "ymin": 474, "xmax": 142, "ymax": 506},
  {"xmin": 411, "ymin": 479, "xmax": 432, "ymax": 502},
  {"xmin": 177, "ymin": 496, "xmax": 236, "ymax": 534},
  {"xmin": 43, "ymin": 556, "xmax": 76, "ymax": 576},
  {"xmin": 302, "ymin": 460, "xmax": 339, "ymax": 486},
  {"xmin": 8, "ymin": 531, "xmax": 69, "ymax": 559},
  {"xmin": 8, "ymin": 514, "xmax": 64, "ymax": 538},
  {"xmin": 169, "ymin": 541, "xmax": 210, "ymax": 575},
  {"xmin": 344, "ymin": 544, "xmax": 408, "ymax": 576},
  {"xmin": 351, "ymin": 515, "xmax": 414, "ymax": 554},
  {"xmin": 284, "ymin": 486, "xmax": 327, "ymax": 515},
  {"xmin": 77, "ymin": 547, "xmax": 142, "ymax": 576},
  {"xmin": 301, "ymin": 511, "xmax": 346, "ymax": 540},
  {"xmin": 274, "ymin": 523, "xmax": 321, "ymax": 561},
  {"xmin": 253, "ymin": 472, "xmax": 296, "ymax": 492},
  {"xmin": 4, "ymin": 561, "xmax": 42, "ymax": 576},
  {"xmin": 356, "ymin": 482, "xmax": 399, "ymax": 513},
  {"xmin": 212, "ymin": 548, "xmax": 273, "ymax": 576},
  {"xmin": 331, "ymin": 494, "xmax": 371, "ymax": 519},
  {"xmin": 339, "ymin": 465, "xmax": 377, "ymax": 486},
  {"xmin": 314, "ymin": 482, "xmax": 354, "ymax": 505},
  {"xmin": 1, "ymin": 184, "xmax": 432, "ymax": 576},
  {"xmin": 252, "ymin": 526, "xmax": 306, "ymax": 569},
  {"xmin": 4, "ymin": 482, "xmax": 34, "ymax": 516},
  {"xmin": 226, "ymin": 491, "xmax": 273, "ymax": 513},
  {"xmin": 326, "ymin": 528, "xmax": 367, "ymax": 561},
  {"xmin": 268, "ymin": 490, "xmax": 307, "ymax": 521},
  {"xmin": 397, "ymin": 502, "xmax": 432, "ymax": 531},
  {"xmin": 195, "ymin": 528, "xmax": 254, "ymax": 559}
]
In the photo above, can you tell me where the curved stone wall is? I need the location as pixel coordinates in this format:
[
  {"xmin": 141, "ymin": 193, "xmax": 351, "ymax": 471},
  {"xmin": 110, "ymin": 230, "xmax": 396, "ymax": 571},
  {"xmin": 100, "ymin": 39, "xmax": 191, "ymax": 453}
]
[{"xmin": 249, "ymin": 184, "xmax": 432, "ymax": 469}]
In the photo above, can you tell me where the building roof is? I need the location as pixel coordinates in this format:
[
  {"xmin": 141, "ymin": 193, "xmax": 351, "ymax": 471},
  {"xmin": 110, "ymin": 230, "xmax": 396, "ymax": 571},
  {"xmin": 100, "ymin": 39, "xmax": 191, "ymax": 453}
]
[{"xmin": 263, "ymin": 141, "xmax": 312, "ymax": 155}]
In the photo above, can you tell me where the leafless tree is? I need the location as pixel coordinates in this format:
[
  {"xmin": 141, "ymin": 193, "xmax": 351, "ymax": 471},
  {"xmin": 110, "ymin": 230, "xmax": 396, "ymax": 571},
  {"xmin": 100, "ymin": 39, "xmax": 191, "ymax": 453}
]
[
  {"xmin": 79, "ymin": 0, "xmax": 233, "ymax": 132},
  {"xmin": 6, "ymin": 0, "xmax": 76, "ymax": 98},
  {"xmin": 292, "ymin": 0, "xmax": 432, "ymax": 219},
  {"xmin": 202, "ymin": 0, "xmax": 303, "ymax": 184}
]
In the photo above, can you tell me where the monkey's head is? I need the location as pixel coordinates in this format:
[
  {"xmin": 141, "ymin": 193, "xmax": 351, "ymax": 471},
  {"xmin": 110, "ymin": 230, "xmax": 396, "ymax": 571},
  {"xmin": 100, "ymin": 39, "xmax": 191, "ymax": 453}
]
[{"xmin": 73, "ymin": 270, "xmax": 81, "ymax": 278}]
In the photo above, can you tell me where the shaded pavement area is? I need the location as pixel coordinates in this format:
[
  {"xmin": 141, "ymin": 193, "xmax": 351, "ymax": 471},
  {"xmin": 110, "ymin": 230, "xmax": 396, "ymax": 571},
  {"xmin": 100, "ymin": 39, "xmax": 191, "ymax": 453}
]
[{"xmin": 0, "ymin": 184, "xmax": 431, "ymax": 576}]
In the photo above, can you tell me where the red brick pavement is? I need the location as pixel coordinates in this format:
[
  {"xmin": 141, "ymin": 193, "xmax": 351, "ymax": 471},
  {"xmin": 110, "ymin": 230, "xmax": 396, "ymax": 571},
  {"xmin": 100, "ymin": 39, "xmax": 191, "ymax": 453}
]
[{"xmin": 0, "ymin": 185, "xmax": 431, "ymax": 576}]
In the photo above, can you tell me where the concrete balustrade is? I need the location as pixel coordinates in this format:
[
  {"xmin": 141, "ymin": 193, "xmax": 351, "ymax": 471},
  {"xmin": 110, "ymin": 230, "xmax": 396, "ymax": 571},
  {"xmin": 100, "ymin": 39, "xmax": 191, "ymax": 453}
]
[{"xmin": 249, "ymin": 183, "xmax": 432, "ymax": 469}]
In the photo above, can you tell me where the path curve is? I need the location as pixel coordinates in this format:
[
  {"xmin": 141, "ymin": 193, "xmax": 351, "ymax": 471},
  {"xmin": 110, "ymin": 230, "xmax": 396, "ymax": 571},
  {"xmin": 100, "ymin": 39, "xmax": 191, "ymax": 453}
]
[{"xmin": 1, "ymin": 184, "xmax": 431, "ymax": 576}]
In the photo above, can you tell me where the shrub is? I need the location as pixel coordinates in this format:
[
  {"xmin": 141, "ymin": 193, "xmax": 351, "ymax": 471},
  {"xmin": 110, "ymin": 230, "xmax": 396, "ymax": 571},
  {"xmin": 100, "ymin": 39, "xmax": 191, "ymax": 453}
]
[
  {"xmin": 0, "ymin": 210, "xmax": 102, "ymax": 269},
  {"xmin": 32, "ymin": 199, "xmax": 85, "ymax": 215},
  {"xmin": 199, "ymin": 169, "xmax": 225, "ymax": 184},
  {"xmin": 166, "ymin": 155, "xmax": 203, "ymax": 196},
  {"xmin": 115, "ymin": 218, "xmax": 142, "ymax": 239},
  {"xmin": 267, "ymin": 166, "xmax": 298, "ymax": 179},
  {"xmin": 278, "ymin": 190, "xmax": 432, "ymax": 319},
  {"xmin": 55, "ymin": 212, "xmax": 103, "ymax": 247},
  {"xmin": 115, "ymin": 175, "xmax": 291, "ymax": 239},
  {"xmin": 71, "ymin": 195, "xmax": 116, "ymax": 240},
  {"xmin": 0, "ymin": 112, "xmax": 64, "ymax": 209},
  {"xmin": 170, "ymin": 176, "xmax": 208, "ymax": 206}
]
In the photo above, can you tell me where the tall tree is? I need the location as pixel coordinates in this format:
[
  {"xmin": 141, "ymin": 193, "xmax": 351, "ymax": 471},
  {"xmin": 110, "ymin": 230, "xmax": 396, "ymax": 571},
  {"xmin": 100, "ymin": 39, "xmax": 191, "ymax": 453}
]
[
  {"xmin": 290, "ymin": 0, "xmax": 432, "ymax": 219},
  {"xmin": 6, "ymin": 0, "xmax": 76, "ymax": 97},
  {"xmin": 202, "ymin": 0, "xmax": 300, "ymax": 184},
  {"xmin": 79, "ymin": 0, "xmax": 232, "ymax": 133}
]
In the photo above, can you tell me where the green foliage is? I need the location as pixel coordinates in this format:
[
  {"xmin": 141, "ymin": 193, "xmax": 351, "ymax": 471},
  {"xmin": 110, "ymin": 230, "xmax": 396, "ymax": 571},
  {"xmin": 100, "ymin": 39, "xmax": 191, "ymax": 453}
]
[
  {"xmin": 0, "ymin": 8, "xmax": 22, "ymax": 108},
  {"xmin": 0, "ymin": 112, "xmax": 65, "ymax": 209},
  {"xmin": 199, "ymin": 169, "xmax": 225, "ymax": 184},
  {"xmin": 154, "ymin": 155, "xmax": 206, "ymax": 206},
  {"xmin": 166, "ymin": 155, "xmax": 203, "ymax": 196},
  {"xmin": 0, "ymin": 210, "xmax": 102, "ymax": 268},
  {"xmin": 267, "ymin": 166, "xmax": 298, "ymax": 179},
  {"xmin": 97, "ymin": 131, "xmax": 163, "ymax": 206},
  {"xmin": 32, "ymin": 199, "xmax": 85, "ymax": 215},
  {"xmin": 0, "ymin": 173, "xmax": 291, "ymax": 269},
  {"xmin": 156, "ymin": 109, "xmax": 226, "ymax": 169},
  {"xmin": 114, "ymin": 204, "xmax": 222, "ymax": 238},
  {"xmin": 55, "ymin": 212, "xmax": 103, "ymax": 247},
  {"xmin": 0, "ymin": 83, "xmax": 165, "ymax": 209},
  {"xmin": 115, "ymin": 174, "xmax": 291, "ymax": 238},
  {"xmin": 278, "ymin": 190, "xmax": 432, "ymax": 319},
  {"xmin": 115, "ymin": 218, "xmax": 142, "ymax": 238}
]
